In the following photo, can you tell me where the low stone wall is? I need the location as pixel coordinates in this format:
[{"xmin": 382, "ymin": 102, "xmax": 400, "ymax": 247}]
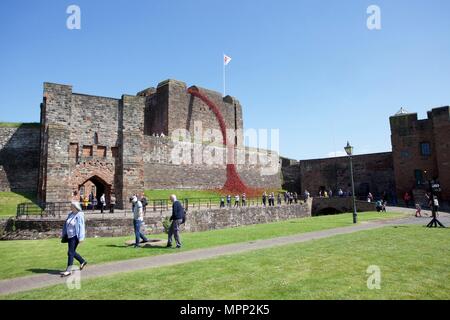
[
  {"xmin": 311, "ymin": 197, "xmax": 376, "ymax": 215},
  {"xmin": 0, "ymin": 202, "xmax": 311, "ymax": 240}
]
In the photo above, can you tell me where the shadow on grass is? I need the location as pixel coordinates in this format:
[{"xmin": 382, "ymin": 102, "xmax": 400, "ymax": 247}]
[
  {"xmin": 26, "ymin": 268, "xmax": 61, "ymax": 276},
  {"xmin": 102, "ymin": 244, "xmax": 169, "ymax": 250},
  {"xmin": 11, "ymin": 191, "xmax": 38, "ymax": 205}
]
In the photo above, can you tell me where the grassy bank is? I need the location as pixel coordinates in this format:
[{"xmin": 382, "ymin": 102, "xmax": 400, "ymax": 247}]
[
  {"xmin": 0, "ymin": 211, "xmax": 405, "ymax": 280},
  {"xmin": 3, "ymin": 224, "xmax": 449, "ymax": 299}
]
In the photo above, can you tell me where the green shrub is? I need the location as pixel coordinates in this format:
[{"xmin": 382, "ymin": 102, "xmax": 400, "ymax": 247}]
[{"xmin": 162, "ymin": 216, "xmax": 171, "ymax": 234}]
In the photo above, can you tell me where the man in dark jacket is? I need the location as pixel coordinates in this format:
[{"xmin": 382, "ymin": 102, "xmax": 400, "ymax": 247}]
[{"xmin": 167, "ymin": 194, "xmax": 184, "ymax": 248}]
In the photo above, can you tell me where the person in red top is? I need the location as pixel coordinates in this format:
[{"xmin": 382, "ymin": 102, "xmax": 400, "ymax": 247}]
[{"xmin": 403, "ymin": 192, "xmax": 411, "ymax": 208}]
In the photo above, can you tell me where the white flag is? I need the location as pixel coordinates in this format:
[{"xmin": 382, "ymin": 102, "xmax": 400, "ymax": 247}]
[{"xmin": 224, "ymin": 54, "xmax": 232, "ymax": 66}]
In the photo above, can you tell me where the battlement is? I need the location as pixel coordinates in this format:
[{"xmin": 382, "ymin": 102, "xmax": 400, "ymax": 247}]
[
  {"xmin": 427, "ymin": 106, "xmax": 450, "ymax": 122},
  {"xmin": 390, "ymin": 106, "xmax": 449, "ymax": 134}
]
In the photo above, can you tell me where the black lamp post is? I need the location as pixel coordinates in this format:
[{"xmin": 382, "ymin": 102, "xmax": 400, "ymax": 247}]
[
  {"xmin": 423, "ymin": 170, "xmax": 445, "ymax": 228},
  {"xmin": 345, "ymin": 141, "xmax": 357, "ymax": 224}
]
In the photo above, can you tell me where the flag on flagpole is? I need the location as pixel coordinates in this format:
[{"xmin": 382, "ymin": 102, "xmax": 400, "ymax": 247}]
[{"xmin": 224, "ymin": 54, "xmax": 232, "ymax": 66}]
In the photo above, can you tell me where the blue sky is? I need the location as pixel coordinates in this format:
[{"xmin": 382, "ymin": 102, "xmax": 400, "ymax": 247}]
[{"xmin": 1, "ymin": 0, "xmax": 449, "ymax": 160}]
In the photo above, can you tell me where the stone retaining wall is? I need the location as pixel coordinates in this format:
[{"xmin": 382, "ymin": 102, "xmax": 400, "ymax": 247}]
[{"xmin": 0, "ymin": 202, "xmax": 311, "ymax": 240}]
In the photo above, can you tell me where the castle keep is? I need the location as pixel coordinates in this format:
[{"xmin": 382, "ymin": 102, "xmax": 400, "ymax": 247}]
[{"xmin": 27, "ymin": 79, "xmax": 280, "ymax": 208}]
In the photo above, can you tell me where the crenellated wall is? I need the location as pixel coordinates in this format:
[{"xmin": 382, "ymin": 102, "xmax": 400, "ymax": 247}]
[
  {"xmin": 390, "ymin": 106, "xmax": 450, "ymax": 201},
  {"xmin": 32, "ymin": 80, "xmax": 281, "ymax": 208},
  {"xmin": 281, "ymin": 152, "xmax": 396, "ymax": 201}
]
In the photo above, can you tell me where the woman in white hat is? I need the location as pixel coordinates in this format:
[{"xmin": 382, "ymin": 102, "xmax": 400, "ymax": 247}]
[{"xmin": 61, "ymin": 201, "xmax": 87, "ymax": 277}]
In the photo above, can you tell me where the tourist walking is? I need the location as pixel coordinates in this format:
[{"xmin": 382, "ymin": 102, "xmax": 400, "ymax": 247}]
[
  {"xmin": 82, "ymin": 195, "xmax": 89, "ymax": 211},
  {"xmin": 242, "ymin": 193, "xmax": 246, "ymax": 207},
  {"xmin": 100, "ymin": 193, "xmax": 106, "ymax": 213},
  {"xmin": 226, "ymin": 195, "xmax": 231, "ymax": 207},
  {"xmin": 110, "ymin": 194, "xmax": 116, "ymax": 213},
  {"xmin": 234, "ymin": 194, "xmax": 240, "ymax": 207},
  {"xmin": 60, "ymin": 202, "xmax": 87, "ymax": 277},
  {"xmin": 262, "ymin": 192, "xmax": 267, "ymax": 207},
  {"xmin": 92, "ymin": 197, "xmax": 98, "ymax": 212},
  {"xmin": 132, "ymin": 196, "xmax": 148, "ymax": 248},
  {"xmin": 367, "ymin": 192, "xmax": 374, "ymax": 203},
  {"xmin": 376, "ymin": 200, "xmax": 383, "ymax": 212},
  {"xmin": 294, "ymin": 192, "xmax": 298, "ymax": 204},
  {"xmin": 167, "ymin": 195, "xmax": 184, "ymax": 249},
  {"xmin": 432, "ymin": 196, "xmax": 440, "ymax": 217},
  {"xmin": 304, "ymin": 190, "xmax": 310, "ymax": 201},
  {"xmin": 89, "ymin": 192, "xmax": 94, "ymax": 210},
  {"xmin": 277, "ymin": 193, "xmax": 282, "ymax": 206},
  {"xmin": 415, "ymin": 203, "xmax": 422, "ymax": 217},
  {"xmin": 403, "ymin": 192, "xmax": 411, "ymax": 208},
  {"xmin": 220, "ymin": 197, "xmax": 225, "ymax": 208}
]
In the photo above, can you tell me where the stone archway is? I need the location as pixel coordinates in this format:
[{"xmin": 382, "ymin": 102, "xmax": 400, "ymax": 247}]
[
  {"xmin": 70, "ymin": 161, "xmax": 115, "ymax": 207},
  {"xmin": 79, "ymin": 175, "xmax": 111, "ymax": 208}
]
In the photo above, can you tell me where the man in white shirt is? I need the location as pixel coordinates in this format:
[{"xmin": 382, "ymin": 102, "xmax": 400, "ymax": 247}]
[{"xmin": 132, "ymin": 196, "xmax": 148, "ymax": 248}]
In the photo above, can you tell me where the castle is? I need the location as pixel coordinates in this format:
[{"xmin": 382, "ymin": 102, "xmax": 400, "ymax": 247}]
[
  {"xmin": 0, "ymin": 80, "xmax": 282, "ymax": 209},
  {"xmin": 0, "ymin": 79, "xmax": 448, "ymax": 210}
]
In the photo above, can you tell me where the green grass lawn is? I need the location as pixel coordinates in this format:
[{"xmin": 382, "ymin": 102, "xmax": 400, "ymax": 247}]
[
  {"xmin": 0, "ymin": 212, "xmax": 405, "ymax": 280},
  {"xmin": 3, "ymin": 225, "xmax": 449, "ymax": 300},
  {"xmin": 144, "ymin": 189, "xmax": 286, "ymax": 201},
  {"xmin": 0, "ymin": 192, "xmax": 39, "ymax": 217},
  {"xmin": 145, "ymin": 189, "xmax": 223, "ymax": 200}
]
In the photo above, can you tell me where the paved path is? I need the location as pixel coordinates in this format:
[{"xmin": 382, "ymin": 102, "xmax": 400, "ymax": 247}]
[{"xmin": 1, "ymin": 210, "xmax": 448, "ymax": 296}]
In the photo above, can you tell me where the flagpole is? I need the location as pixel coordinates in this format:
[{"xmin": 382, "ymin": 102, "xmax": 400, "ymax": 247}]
[{"xmin": 223, "ymin": 54, "xmax": 226, "ymax": 97}]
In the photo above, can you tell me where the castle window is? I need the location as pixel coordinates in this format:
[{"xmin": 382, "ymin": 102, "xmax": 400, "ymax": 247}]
[
  {"xmin": 94, "ymin": 132, "xmax": 99, "ymax": 145},
  {"xmin": 69, "ymin": 143, "xmax": 79, "ymax": 162},
  {"xmin": 111, "ymin": 147, "xmax": 119, "ymax": 158},
  {"xmin": 82, "ymin": 145, "xmax": 93, "ymax": 157},
  {"xmin": 96, "ymin": 146, "xmax": 106, "ymax": 158},
  {"xmin": 415, "ymin": 169, "xmax": 425, "ymax": 186},
  {"xmin": 400, "ymin": 151, "xmax": 410, "ymax": 159},
  {"xmin": 420, "ymin": 142, "xmax": 431, "ymax": 156}
]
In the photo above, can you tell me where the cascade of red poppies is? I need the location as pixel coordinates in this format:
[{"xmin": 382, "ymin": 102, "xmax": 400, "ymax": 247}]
[{"xmin": 187, "ymin": 87, "xmax": 249, "ymax": 193}]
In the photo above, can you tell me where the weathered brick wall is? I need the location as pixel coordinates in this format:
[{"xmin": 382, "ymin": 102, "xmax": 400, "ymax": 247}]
[
  {"xmin": 390, "ymin": 106, "xmax": 450, "ymax": 201},
  {"xmin": 280, "ymin": 157, "xmax": 301, "ymax": 192},
  {"xmin": 39, "ymin": 83, "xmax": 72, "ymax": 203},
  {"xmin": 118, "ymin": 95, "xmax": 146, "ymax": 206},
  {"xmin": 69, "ymin": 94, "xmax": 121, "ymax": 196},
  {"xmin": 281, "ymin": 152, "xmax": 396, "ymax": 201},
  {"xmin": 143, "ymin": 136, "xmax": 281, "ymax": 190},
  {"xmin": 0, "ymin": 203, "xmax": 311, "ymax": 240},
  {"xmin": 430, "ymin": 107, "xmax": 450, "ymax": 200},
  {"xmin": 0, "ymin": 125, "xmax": 40, "ymax": 192},
  {"xmin": 390, "ymin": 113, "xmax": 437, "ymax": 200},
  {"xmin": 150, "ymin": 80, "xmax": 244, "ymax": 146}
]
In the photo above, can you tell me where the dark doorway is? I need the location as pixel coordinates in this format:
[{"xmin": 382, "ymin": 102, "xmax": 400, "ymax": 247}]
[
  {"xmin": 315, "ymin": 207, "xmax": 344, "ymax": 216},
  {"xmin": 79, "ymin": 175, "xmax": 111, "ymax": 209}
]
